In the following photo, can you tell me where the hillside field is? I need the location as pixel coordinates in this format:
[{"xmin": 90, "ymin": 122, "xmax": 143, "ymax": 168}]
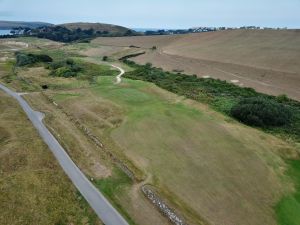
[
  {"xmin": 53, "ymin": 75, "xmax": 299, "ymax": 225},
  {"xmin": 92, "ymin": 29, "xmax": 300, "ymax": 100},
  {"xmin": 0, "ymin": 36, "xmax": 299, "ymax": 225}
]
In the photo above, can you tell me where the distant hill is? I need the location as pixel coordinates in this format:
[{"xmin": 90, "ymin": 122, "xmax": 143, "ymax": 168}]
[
  {"xmin": 0, "ymin": 21, "xmax": 137, "ymax": 43},
  {"xmin": 0, "ymin": 21, "xmax": 53, "ymax": 29},
  {"xmin": 60, "ymin": 22, "xmax": 132, "ymax": 35}
]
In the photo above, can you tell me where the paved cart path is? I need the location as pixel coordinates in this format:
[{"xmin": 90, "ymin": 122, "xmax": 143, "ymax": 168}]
[{"xmin": 0, "ymin": 83, "xmax": 129, "ymax": 225}]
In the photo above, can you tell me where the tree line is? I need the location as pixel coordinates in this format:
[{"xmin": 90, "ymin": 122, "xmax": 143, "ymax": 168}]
[{"xmin": 1, "ymin": 26, "xmax": 138, "ymax": 43}]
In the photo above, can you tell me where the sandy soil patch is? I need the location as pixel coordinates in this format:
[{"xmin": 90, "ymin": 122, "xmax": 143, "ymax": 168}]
[
  {"xmin": 0, "ymin": 57, "xmax": 9, "ymax": 62},
  {"xmin": 4, "ymin": 40, "xmax": 29, "ymax": 48}
]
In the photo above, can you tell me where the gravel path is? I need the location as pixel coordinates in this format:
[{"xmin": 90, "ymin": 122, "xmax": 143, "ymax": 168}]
[{"xmin": 112, "ymin": 64, "xmax": 125, "ymax": 84}]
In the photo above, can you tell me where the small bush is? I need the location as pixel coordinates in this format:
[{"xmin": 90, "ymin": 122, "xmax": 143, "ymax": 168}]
[
  {"xmin": 16, "ymin": 53, "xmax": 36, "ymax": 66},
  {"xmin": 48, "ymin": 59, "xmax": 82, "ymax": 78},
  {"xmin": 231, "ymin": 97, "xmax": 292, "ymax": 127},
  {"xmin": 15, "ymin": 52, "xmax": 53, "ymax": 66},
  {"xmin": 276, "ymin": 94, "xmax": 289, "ymax": 103},
  {"xmin": 34, "ymin": 54, "xmax": 53, "ymax": 63},
  {"xmin": 123, "ymin": 60, "xmax": 300, "ymax": 141}
]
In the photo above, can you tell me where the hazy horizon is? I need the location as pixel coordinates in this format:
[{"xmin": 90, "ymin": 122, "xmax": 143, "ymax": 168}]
[{"xmin": 0, "ymin": 0, "xmax": 299, "ymax": 29}]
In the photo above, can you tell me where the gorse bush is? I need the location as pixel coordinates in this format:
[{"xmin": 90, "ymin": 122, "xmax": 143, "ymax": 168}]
[
  {"xmin": 231, "ymin": 97, "xmax": 292, "ymax": 127},
  {"xmin": 46, "ymin": 58, "xmax": 118, "ymax": 81},
  {"xmin": 123, "ymin": 60, "xmax": 300, "ymax": 141},
  {"xmin": 47, "ymin": 59, "xmax": 83, "ymax": 78},
  {"xmin": 16, "ymin": 52, "xmax": 53, "ymax": 66}
]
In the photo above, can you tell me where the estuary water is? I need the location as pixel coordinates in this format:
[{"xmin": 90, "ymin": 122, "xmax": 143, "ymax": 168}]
[{"xmin": 0, "ymin": 30, "xmax": 12, "ymax": 35}]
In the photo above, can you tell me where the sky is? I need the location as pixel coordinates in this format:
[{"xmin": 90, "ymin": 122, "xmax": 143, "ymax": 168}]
[{"xmin": 0, "ymin": 0, "xmax": 299, "ymax": 28}]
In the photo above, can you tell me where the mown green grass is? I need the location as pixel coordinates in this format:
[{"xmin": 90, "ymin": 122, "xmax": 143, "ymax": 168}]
[
  {"xmin": 90, "ymin": 75, "xmax": 293, "ymax": 225},
  {"xmin": 52, "ymin": 93, "xmax": 82, "ymax": 101},
  {"xmin": 28, "ymin": 48, "xmax": 81, "ymax": 61},
  {"xmin": 276, "ymin": 160, "xmax": 300, "ymax": 225}
]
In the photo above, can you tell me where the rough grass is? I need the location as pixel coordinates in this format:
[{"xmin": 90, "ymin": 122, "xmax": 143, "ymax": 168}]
[
  {"xmin": 94, "ymin": 168, "xmax": 137, "ymax": 225},
  {"xmin": 0, "ymin": 37, "xmax": 169, "ymax": 225},
  {"xmin": 0, "ymin": 55, "xmax": 118, "ymax": 93},
  {"xmin": 0, "ymin": 92, "xmax": 101, "ymax": 225},
  {"xmin": 50, "ymin": 73, "xmax": 299, "ymax": 225}
]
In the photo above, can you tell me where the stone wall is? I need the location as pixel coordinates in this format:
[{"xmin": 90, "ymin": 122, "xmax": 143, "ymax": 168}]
[{"xmin": 142, "ymin": 185, "xmax": 187, "ymax": 225}]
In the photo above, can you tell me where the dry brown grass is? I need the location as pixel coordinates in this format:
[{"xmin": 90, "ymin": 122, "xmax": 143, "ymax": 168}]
[
  {"xmin": 0, "ymin": 91, "xmax": 101, "ymax": 225},
  {"xmin": 24, "ymin": 91, "xmax": 112, "ymax": 180}
]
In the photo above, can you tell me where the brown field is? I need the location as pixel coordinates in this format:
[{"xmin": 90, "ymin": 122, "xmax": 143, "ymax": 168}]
[
  {"xmin": 93, "ymin": 29, "xmax": 300, "ymax": 100},
  {"xmin": 0, "ymin": 91, "xmax": 101, "ymax": 225}
]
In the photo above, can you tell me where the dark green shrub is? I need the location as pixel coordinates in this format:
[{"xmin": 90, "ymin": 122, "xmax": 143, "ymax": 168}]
[
  {"xmin": 231, "ymin": 97, "xmax": 292, "ymax": 127},
  {"xmin": 66, "ymin": 58, "xmax": 75, "ymax": 65},
  {"xmin": 16, "ymin": 53, "xmax": 36, "ymax": 66},
  {"xmin": 15, "ymin": 52, "xmax": 53, "ymax": 66},
  {"xmin": 47, "ymin": 61, "xmax": 65, "ymax": 70},
  {"xmin": 51, "ymin": 67, "xmax": 77, "ymax": 78},
  {"xmin": 276, "ymin": 94, "xmax": 289, "ymax": 103},
  {"xmin": 123, "ymin": 60, "xmax": 300, "ymax": 141},
  {"xmin": 48, "ymin": 59, "xmax": 82, "ymax": 78},
  {"xmin": 34, "ymin": 54, "xmax": 53, "ymax": 63}
]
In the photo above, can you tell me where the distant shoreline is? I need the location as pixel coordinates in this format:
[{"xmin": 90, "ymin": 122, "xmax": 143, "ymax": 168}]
[{"xmin": 0, "ymin": 30, "xmax": 12, "ymax": 35}]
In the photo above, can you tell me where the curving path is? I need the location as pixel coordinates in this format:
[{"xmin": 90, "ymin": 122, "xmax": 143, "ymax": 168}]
[
  {"xmin": 0, "ymin": 83, "xmax": 129, "ymax": 225},
  {"xmin": 112, "ymin": 64, "xmax": 125, "ymax": 84}
]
